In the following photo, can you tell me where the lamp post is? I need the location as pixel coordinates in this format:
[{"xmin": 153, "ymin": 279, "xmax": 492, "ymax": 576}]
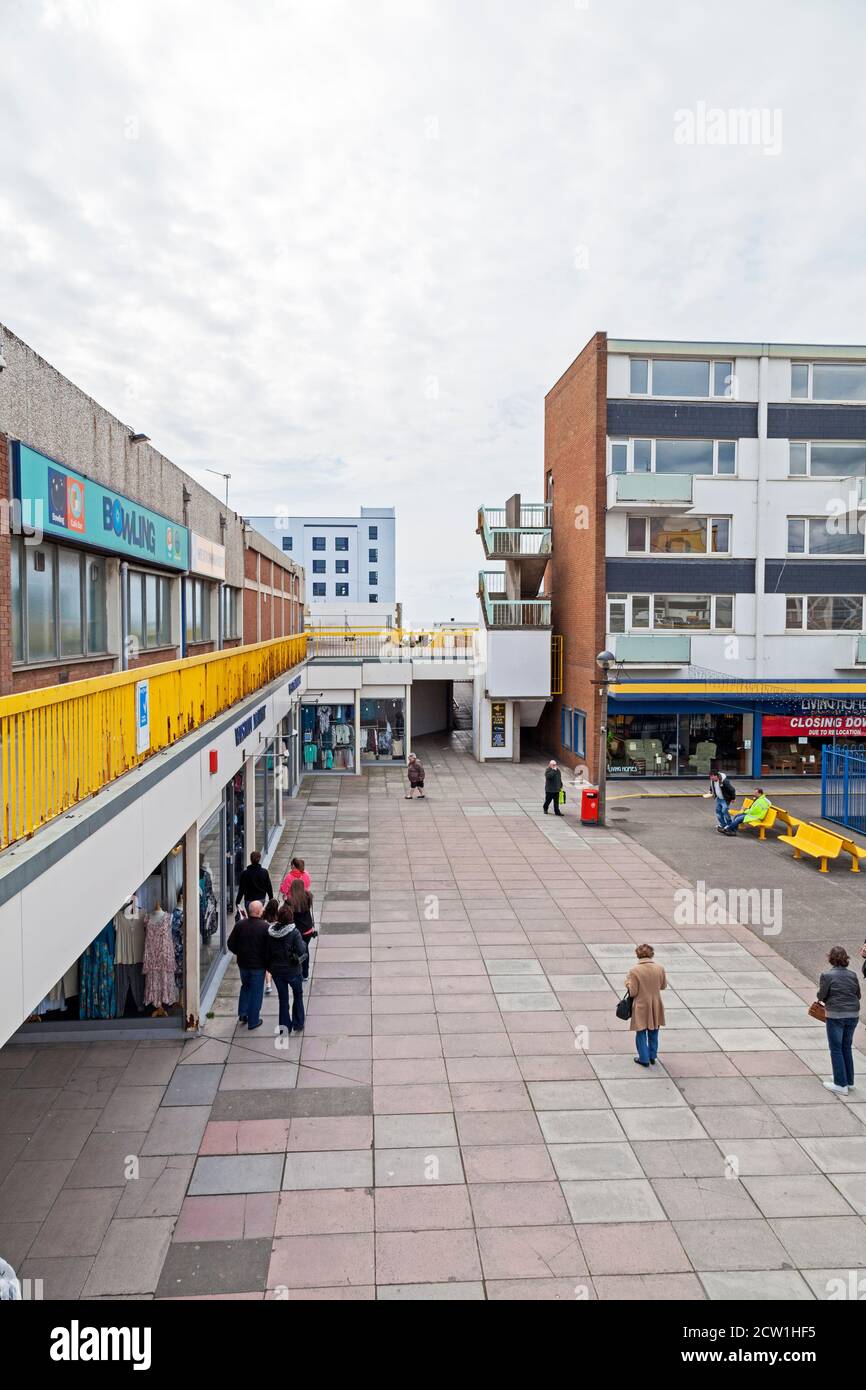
[
  {"xmin": 596, "ymin": 649, "xmax": 616, "ymax": 827},
  {"xmin": 205, "ymin": 469, "xmax": 231, "ymax": 508}
]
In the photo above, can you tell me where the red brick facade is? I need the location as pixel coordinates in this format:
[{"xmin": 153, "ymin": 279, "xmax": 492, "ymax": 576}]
[
  {"xmin": 242, "ymin": 542, "xmax": 302, "ymax": 645},
  {"xmin": 541, "ymin": 331, "xmax": 608, "ymax": 778}
]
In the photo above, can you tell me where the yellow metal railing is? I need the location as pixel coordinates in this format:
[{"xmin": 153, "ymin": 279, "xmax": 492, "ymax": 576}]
[
  {"xmin": 307, "ymin": 628, "xmax": 477, "ymax": 660},
  {"xmin": 551, "ymin": 634, "xmax": 563, "ymax": 695},
  {"xmin": 0, "ymin": 633, "xmax": 307, "ymax": 851}
]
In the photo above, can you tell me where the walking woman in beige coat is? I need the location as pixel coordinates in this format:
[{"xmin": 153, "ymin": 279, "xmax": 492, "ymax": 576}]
[{"xmin": 626, "ymin": 943, "xmax": 667, "ymax": 1067}]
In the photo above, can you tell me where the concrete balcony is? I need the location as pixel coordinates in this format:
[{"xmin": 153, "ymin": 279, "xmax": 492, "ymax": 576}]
[
  {"xmin": 614, "ymin": 633, "xmax": 691, "ymax": 666},
  {"xmin": 479, "ymin": 571, "xmax": 551, "ymax": 629},
  {"xmin": 607, "ymin": 473, "xmax": 694, "ymax": 512},
  {"xmin": 833, "ymin": 634, "xmax": 866, "ymax": 668},
  {"xmin": 477, "ymin": 501, "xmax": 551, "ymax": 595}
]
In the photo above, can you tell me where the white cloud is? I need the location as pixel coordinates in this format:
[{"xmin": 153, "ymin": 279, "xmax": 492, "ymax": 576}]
[{"xmin": 2, "ymin": 0, "xmax": 866, "ymax": 620}]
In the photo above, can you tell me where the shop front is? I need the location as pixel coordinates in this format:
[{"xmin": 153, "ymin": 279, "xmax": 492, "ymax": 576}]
[
  {"xmin": 608, "ymin": 686, "xmax": 866, "ymax": 779},
  {"xmin": 302, "ymin": 698, "xmax": 357, "ymax": 772},
  {"xmin": 255, "ymin": 739, "xmax": 282, "ymax": 854},
  {"xmin": 360, "ymin": 695, "xmax": 406, "ymax": 765},
  {"xmin": 199, "ymin": 769, "xmax": 247, "ymax": 996}
]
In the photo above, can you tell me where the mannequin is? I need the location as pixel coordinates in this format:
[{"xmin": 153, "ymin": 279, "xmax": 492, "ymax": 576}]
[
  {"xmin": 115, "ymin": 894, "xmax": 146, "ymax": 1015},
  {"xmin": 143, "ymin": 899, "xmax": 179, "ymax": 1016}
]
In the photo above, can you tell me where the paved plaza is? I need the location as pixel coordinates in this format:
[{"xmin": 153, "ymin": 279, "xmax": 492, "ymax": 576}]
[{"xmin": 2, "ymin": 737, "xmax": 866, "ymax": 1300}]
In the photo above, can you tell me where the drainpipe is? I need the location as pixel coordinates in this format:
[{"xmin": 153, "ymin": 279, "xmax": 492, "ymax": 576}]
[
  {"xmin": 217, "ymin": 582, "xmax": 225, "ymax": 651},
  {"xmin": 120, "ymin": 562, "xmax": 129, "ymax": 671}
]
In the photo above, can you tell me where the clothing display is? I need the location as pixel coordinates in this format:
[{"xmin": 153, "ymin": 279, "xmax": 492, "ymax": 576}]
[
  {"xmin": 199, "ymin": 866, "xmax": 218, "ymax": 943},
  {"xmin": 116, "ymin": 962, "xmax": 145, "ymax": 1012},
  {"xmin": 115, "ymin": 907, "xmax": 145, "ymax": 965},
  {"xmin": 171, "ymin": 905, "xmax": 184, "ymax": 993},
  {"xmin": 302, "ymin": 702, "xmax": 355, "ymax": 773},
  {"xmin": 361, "ymin": 698, "xmax": 406, "ymax": 764},
  {"xmin": 143, "ymin": 909, "xmax": 179, "ymax": 1009},
  {"xmin": 80, "ymin": 922, "xmax": 117, "ymax": 1020}
]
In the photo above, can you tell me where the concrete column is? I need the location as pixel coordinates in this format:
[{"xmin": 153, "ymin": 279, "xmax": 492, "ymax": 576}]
[
  {"xmin": 405, "ymin": 683, "xmax": 412, "ymax": 759},
  {"xmin": 512, "ymin": 702, "xmax": 521, "ymax": 763},
  {"xmin": 182, "ymin": 820, "xmax": 200, "ymax": 1030}
]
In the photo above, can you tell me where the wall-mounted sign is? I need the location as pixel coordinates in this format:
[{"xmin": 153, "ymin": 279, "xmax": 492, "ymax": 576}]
[
  {"xmin": 288, "ymin": 675, "xmax": 302, "ymax": 694},
  {"xmin": 234, "ymin": 704, "xmax": 267, "ymax": 747},
  {"xmin": 135, "ymin": 680, "xmax": 150, "ymax": 755},
  {"xmin": 189, "ymin": 531, "xmax": 226, "ymax": 580},
  {"xmin": 12, "ymin": 441, "xmax": 189, "ymax": 570},
  {"xmin": 491, "ymin": 701, "xmax": 507, "ymax": 748}
]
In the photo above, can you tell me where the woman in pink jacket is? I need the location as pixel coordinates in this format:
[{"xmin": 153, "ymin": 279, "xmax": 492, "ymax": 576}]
[{"xmin": 280, "ymin": 856, "xmax": 312, "ymax": 897}]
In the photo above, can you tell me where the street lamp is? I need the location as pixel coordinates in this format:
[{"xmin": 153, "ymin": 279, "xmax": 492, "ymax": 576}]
[
  {"xmin": 596, "ymin": 649, "xmax": 616, "ymax": 826},
  {"xmin": 205, "ymin": 469, "xmax": 232, "ymax": 507}
]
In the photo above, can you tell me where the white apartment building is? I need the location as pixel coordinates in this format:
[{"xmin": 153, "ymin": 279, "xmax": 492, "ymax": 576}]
[{"xmin": 248, "ymin": 506, "xmax": 396, "ymax": 608}]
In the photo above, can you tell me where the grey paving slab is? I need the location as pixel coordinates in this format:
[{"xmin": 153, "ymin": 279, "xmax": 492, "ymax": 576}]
[
  {"xmin": 699, "ymin": 1270, "xmax": 816, "ymax": 1301},
  {"xmin": 155, "ymin": 1237, "xmax": 272, "ymax": 1297},
  {"xmin": 82, "ymin": 1217, "xmax": 175, "ymax": 1296},
  {"xmin": 142, "ymin": 1106, "xmax": 211, "ymax": 1157},
  {"xmin": 189, "ymin": 1155, "xmax": 285, "ymax": 1196},
  {"xmin": 742, "ymin": 1174, "xmax": 855, "ymax": 1218},
  {"xmin": 674, "ymin": 1218, "xmax": 791, "ymax": 1271},
  {"xmin": 282, "ymin": 1149, "xmax": 373, "ymax": 1190}
]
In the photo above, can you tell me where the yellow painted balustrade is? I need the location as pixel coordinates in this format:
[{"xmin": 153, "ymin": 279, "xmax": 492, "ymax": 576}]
[{"xmin": 0, "ymin": 633, "xmax": 307, "ymax": 850}]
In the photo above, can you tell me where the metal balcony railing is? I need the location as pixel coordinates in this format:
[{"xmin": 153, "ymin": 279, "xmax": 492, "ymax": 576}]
[
  {"xmin": 306, "ymin": 628, "xmax": 477, "ymax": 662},
  {"xmin": 477, "ymin": 504, "xmax": 552, "ymax": 560},
  {"xmin": 0, "ymin": 634, "xmax": 307, "ymax": 851},
  {"xmin": 479, "ymin": 572, "xmax": 552, "ymax": 628}
]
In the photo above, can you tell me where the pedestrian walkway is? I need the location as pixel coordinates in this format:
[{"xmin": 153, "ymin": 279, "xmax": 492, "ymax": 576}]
[{"xmin": 2, "ymin": 738, "xmax": 866, "ymax": 1300}]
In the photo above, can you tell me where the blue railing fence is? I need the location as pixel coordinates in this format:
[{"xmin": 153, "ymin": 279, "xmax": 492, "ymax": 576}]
[{"xmin": 822, "ymin": 745, "xmax": 866, "ymax": 835}]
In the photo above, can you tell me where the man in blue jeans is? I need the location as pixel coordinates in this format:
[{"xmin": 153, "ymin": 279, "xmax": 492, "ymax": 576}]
[{"xmin": 227, "ymin": 901, "xmax": 269, "ymax": 1031}]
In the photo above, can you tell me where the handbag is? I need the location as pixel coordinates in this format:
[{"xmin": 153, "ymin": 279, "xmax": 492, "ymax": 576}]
[
  {"xmin": 808, "ymin": 1000, "xmax": 826, "ymax": 1023},
  {"xmin": 615, "ymin": 990, "xmax": 633, "ymax": 1021}
]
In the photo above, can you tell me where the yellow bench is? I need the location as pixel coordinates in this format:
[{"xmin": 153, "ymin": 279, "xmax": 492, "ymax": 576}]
[
  {"xmin": 812, "ymin": 825, "xmax": 866, "ymax": 874},
  {"xmin": 733, "ymin": 797, "xmax": 778, "ymax": 840},
  {"xmin": 777, "ymin": 821, "xmax": 845, "ymax": 873},
  {"xmin": 774, "ymin": 806, "xmax": 804, "ymax": 832}
]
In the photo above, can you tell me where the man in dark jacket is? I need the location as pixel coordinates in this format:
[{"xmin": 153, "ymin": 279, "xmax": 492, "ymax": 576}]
[
  {"xmin": 235, "ymin": 851, "xmax": 273, "ymax": 914},
  {"xmin": 543, "ymin": 760, "xmax": 563, "ymax": 816},
  {"xmin": 227, "ymin": 900, "xmax": 269, "ymax": 1030}
]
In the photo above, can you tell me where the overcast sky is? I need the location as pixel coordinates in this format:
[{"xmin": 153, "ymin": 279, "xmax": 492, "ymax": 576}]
[{"xmin": 2, "ymin": 0, "xmax": 866, "ymax": 622}]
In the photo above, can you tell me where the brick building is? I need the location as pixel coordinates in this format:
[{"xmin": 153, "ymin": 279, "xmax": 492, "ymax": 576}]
[{"xmin": 0, "ymin": 323, "xmax": 303, "ymax": 697}]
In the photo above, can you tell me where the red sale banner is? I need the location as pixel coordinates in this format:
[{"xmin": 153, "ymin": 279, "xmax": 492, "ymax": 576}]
[{"xmin": 763, "ymin": 714, "xmax": 866, "ymax": 737}]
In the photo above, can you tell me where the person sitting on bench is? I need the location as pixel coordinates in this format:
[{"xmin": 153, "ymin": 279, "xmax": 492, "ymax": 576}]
[{"xmin": 724, "ymin": 788, "xmax": 771, "ymax": 836}]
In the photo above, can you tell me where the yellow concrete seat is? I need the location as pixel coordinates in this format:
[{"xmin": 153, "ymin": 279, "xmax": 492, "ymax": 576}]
[
  {"xmin": 777, "ymin": 821, "xmax": 846, "ymax": 873},
  {"xmin": 808, "ymin": 824, "xmax": 866, "ymax": 874}
]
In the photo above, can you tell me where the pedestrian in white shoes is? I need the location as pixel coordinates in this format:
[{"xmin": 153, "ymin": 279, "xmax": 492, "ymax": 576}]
[{"xmin": 817, "ymin": 946, "xmax": 861, "ymax": 1095}]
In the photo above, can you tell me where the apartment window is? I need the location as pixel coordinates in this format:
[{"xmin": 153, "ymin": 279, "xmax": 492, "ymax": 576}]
[
  {"xmin": 630, "ymin": 357, "xmax": 734, "ymax": 398},
  {"xmin": 561, "ymin": 705, "xmax": 573, "ymax": 750},
  {"xmin": 369, "ymin": 571, "xmax": 378, "ymax": 585},
  {"xmin": 312, "ymin": 582, "xmax": 326, "ymax": 597},
  {"xmin": 312, "ymin": 536, "xmax": 326, "ymax": 551},
  {"xmin": 792, "ymin": 362, "xmax": 866, "ymax": 402},
  {"xmin": 312, "ymin": 559, "xmax": 326, "ymax": 574},
  {"xmin": 627, "ymin": 515, "xmax": 730, "ymax": 555},
  {"xmin": 369, "ymin": 594, "xmax": 379, "ymax": 603},
  {"xmin": 221, "ymin": 586, "xmax": 241, "ymax": 639},
  {"xmin": 281, "ymin": 536, "xmax": 293, "ymax": 551},
  {"xmin": 787, "ymin": 517, "xmax": 864, "ymax": 556},
  {"xmin": 13, "ymin": 537, "xmax": 109, "ymax": 665},
  {"xmin": 608, "ymin": 592, "xmax": 733, "ymax": 632},
  {"xmin": 788, "ymin": 441, "xmax": 866, "ymax": 477},
  {"xmin": 786, "ymin": 595, "xmax": 863, "ymax": 631},
  {"xmin": 335, "ymin": 537, "xmax": 349, "ymax": 551},
  {"xmin": 369, "ymin": 548, "xmax": 378, "ymax": 562},
  {"xmin": 335, "ymin": 583, "xmax": 349, "ymax": 597},
  {"xmin": 184, "ymin": 577, "xmax": 210, "ymax": 645},
  {"xmin": 369, "ymin": 525, "xmax": 378, "ymax": 540},
  {"xmin": 335, "ymin": 559, "xmax": 349, "ymax": 574},
  {"xmin": 130, "ymin": 569, "xmax": 173, "ymax": 650},
  {"xmin": 609, "ymin": 438, "xmax": 736, "ymax": 476}
]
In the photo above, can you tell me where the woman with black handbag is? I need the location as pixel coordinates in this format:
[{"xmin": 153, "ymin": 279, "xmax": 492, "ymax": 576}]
[{"xmin": 623, "ymin": 943, "xmax": 667, "ymax": 1067}]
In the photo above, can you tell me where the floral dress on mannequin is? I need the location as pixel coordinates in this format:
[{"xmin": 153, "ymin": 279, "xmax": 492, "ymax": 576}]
[{"xmin": 143, "ymin": 907, "xmax": 179, "ymax": 1013}]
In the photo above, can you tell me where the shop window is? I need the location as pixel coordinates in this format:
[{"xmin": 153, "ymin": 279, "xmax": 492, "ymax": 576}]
[
  {"xmin": 312, "ymin": 536, "xmax": 326, "ymax": 550},
  {"xmin": 129, "ymin": 570, "xmax": 174, "ymax": 651},
  {"xmin": 199, "ymin": 807, "xmax": 225, "ymax": 993},
  {"xmin": 312, "ymin": 559, "xmax": 326, "ymax": 574},
  {"xmin": 335, "ymin": 537, "xmax": 349, "ymax": 551},
  {"xmin": 335, "ymin": 559, "xmax": 349, "ymax": 574},
  {"xmin": 369, "ymin": 548, "xmax": 378, "ymax": 562},
  {"xmin": 282, "ymin": 535, "xmax": 293, "ymax": 551},
  {"xmin": 313, "ymin": 582, "xmax": 326, "ymax": 597},
  {"xmin": 335, "ymin": 583, "xmax": 349, "ymax": 597},
  {"xmin": 369, "ymin": 525, "xmax": 378, "ymax": 540},
  {"xmin": 361, "ymin": 697, "xmax": 405, "ymax": 764},
  {"xmin": 607, "ymin": 711, "xmax": 749, "ymax": 778},
  {"xmin": 786, "ymin": 595, "xmax": 863, "ymax": 632},
  {"xmin": 787, "ymin": 516, "xmax": 864, "ymax": 556},
  {"xmin": 185, "ymin": 577, "xmax": 211, "ymax": 644},
  {"xmin": 221, "ymin": 585, "xmax": 241, "ymax": 639},
  {"xmin": 369, "ymin": 571, "xmax": 378, "ymax": 585},
  {"xmin": 14, "ymin": 537, "xmax": 109, "ymax": 665},
  {"xmin": 303, "ymin": 702, "xmax": 355, "ymax": 771}
]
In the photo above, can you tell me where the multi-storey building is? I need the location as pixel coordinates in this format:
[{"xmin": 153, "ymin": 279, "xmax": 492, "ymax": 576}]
[
  {"xmin": 249, "ymin": 507, "xmax": 396, "ymax": 608},
  {"xmin": 543, "ymin": 333, "xmax": 866, "ymax": 780}
]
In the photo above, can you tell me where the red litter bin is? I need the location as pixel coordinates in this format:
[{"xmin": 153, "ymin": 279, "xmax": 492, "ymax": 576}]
[{"xmin": 580, "ymin": 787, "xmax": 599, "ymax": 825}]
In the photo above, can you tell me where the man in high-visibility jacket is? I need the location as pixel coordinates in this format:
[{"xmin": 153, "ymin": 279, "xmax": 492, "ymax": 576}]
[{"xmin": 724, "ymin": 789, "xmax": 771, "ymax": 835}]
